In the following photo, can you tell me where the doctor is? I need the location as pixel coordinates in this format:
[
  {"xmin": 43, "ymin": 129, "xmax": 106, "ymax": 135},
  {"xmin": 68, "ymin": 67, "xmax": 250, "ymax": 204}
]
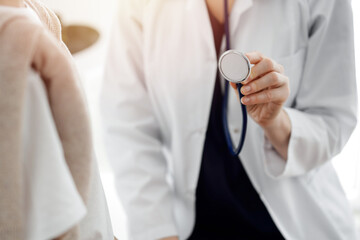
[{"xmin": 101, "ymin": 0, "xmax": 358, "ymax": 239}]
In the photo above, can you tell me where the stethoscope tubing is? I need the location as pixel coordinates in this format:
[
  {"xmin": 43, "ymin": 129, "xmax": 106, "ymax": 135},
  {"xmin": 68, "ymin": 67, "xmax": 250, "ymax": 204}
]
[
  {"xmin": 222, "ymin": 0, "xmax": 248, "ymax": 156},
  {"xmin": 222, "ymin": 82, "xmax": 248, "ymax": 155}
]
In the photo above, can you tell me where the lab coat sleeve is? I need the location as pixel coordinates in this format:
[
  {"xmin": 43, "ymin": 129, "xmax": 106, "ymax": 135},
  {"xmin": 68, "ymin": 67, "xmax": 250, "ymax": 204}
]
[
  {"xmin": 263, "ymin": 0, "xmax": 357, "ymax": 179},
  {"xmin": 100, "ymin": 1, "xmax": 178, "ymax": 239}
]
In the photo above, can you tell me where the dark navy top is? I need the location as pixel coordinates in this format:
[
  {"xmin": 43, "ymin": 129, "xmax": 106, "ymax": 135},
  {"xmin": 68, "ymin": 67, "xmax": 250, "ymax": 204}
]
[{"xmin": 187, "ymin": 75, "xmax": 284, "ymax": 240}]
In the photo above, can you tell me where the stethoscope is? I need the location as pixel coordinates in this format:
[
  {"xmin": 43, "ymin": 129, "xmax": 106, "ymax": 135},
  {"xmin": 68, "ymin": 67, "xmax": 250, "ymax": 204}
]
[{"xmin": 218, "ymin": 0, "xmax": 251, "ymax": 156}]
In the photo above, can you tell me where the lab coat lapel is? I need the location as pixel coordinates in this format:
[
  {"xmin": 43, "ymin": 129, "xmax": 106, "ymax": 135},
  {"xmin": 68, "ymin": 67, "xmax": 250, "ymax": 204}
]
[
  {"xmin": 183, "ymin": 0, "xmax": 218, "ymax": 191},
  {"xmin": 184, "ymin": 0, "xmax": 218, "ymax": 131},
  {"xmin": 230, "ymin": 0, "xmax": 253, "ymax": 36},
  {"xmin": 186, "ymin": 0, "xmax": 217, "ymax": 60}
]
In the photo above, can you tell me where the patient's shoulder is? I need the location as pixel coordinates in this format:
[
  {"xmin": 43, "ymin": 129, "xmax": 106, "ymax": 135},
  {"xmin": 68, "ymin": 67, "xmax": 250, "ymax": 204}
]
[{"xmin": 24, "ymin": 0, "xmax": 61, "ymax": 40}]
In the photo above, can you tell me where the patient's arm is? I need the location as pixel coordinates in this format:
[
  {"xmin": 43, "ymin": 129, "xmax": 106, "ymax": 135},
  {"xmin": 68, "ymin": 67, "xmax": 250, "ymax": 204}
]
[{"xmin": 0, "ymin": 0, "xmax": 24, "ymax": 7}]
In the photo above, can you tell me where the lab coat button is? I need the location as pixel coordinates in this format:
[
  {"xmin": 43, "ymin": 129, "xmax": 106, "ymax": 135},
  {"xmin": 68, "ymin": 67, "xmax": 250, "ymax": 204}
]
[
  {"xmin": 195, "ymin": 128, "xmax": 206, "ymax": 135},
  {"xmin": 186, "ymin": 189, "xmax": 196, "ymax": 198},
  {"xmin": 233, "ymin": 128, "xmax": 240, "ymax": 133},
  {"xmin": 190, "ymin": 129, "xmax": 204, "ymax": 137}
]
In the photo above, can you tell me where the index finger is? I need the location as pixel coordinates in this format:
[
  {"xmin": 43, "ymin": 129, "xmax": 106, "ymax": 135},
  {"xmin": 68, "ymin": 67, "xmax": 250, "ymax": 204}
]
[{"xmin": 245, "ymin": 51, "xmax": 263, "ymax": 65}]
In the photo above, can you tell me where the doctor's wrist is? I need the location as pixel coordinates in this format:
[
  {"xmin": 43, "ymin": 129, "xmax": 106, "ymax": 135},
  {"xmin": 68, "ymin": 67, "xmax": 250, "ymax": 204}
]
[
  {"xmin": 263, "ymin": 109, "xmax": 291, "ymax": 160},
  {"xmin": 262, "ymin": 109, "xmax": 287, "ymax": 131}
]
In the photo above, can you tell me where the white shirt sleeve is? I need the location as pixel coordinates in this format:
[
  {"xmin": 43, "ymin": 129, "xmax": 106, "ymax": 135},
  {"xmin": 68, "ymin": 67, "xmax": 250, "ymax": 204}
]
[
  {"xmin": 23, "ymin": 71, "xmax": 87, "ymax": 240},
  {"xmin": 263, "ymin": 0, "xmax": 357, "ymax": 178},
  {"xmin": 100, "ymin": 1, "xmax": 178, "ymax": 239}
]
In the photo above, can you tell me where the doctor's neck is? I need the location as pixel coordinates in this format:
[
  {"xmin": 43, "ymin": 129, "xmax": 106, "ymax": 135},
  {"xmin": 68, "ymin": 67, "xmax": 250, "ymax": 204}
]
[{"xmin": 0, "ymin": 0, "xmax": 25, "ymax": 7}]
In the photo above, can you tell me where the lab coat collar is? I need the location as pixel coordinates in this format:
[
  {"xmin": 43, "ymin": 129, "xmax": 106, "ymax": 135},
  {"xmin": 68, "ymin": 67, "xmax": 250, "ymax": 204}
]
[
  {"xmin": 186, "ymin": 0, "xmax": 253, "ymax": 56},
  {"xmin": 186, "ymin": 0, "xmax": 253, "ymax": 13},
  {"xmin": 186, "ymin": 0, "xmax": 254, "ymax": 25}
]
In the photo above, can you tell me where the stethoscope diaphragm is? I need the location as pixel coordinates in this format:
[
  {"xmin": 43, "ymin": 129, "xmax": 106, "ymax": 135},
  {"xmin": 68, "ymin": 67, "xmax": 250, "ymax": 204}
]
[{"xmin": 218, "ymin": 50, "xmax": 251, "ymax": 83}]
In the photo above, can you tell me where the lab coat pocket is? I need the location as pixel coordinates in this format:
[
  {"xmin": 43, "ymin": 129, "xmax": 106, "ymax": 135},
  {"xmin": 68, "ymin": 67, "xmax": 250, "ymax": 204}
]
[{"xmin": 274, "ymin": 47, "xmax": 307, "ymax": 107}]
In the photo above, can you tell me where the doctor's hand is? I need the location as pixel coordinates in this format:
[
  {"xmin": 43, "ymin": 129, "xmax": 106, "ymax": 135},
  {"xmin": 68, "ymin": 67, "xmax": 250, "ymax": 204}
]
[
  {"xmin": 230, "ymin": 51, "xmax": 289, "ymax": 128},
  {"xmin": 159, "ymin": 237, "xmax": 178, "ymax": 240},
  {"xmin": 230, "ymin": 51, "xmax": 291, "ymax": 160}
]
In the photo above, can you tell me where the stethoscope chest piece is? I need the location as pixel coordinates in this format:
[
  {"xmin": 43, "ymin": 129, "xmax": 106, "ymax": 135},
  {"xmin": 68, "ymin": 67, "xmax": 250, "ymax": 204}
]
[
  {"xmin": 218, "ymin": 50, "xmax": 249, "ymax": 156},
  {"xmin": 218, "ymin": 50, "xmax": 251, "ymax": 83}
]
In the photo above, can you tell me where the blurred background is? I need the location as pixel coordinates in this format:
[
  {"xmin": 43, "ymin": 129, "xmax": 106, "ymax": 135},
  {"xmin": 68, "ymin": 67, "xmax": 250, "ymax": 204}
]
[{"xmin": 42, "ymin": 0, "xmax": 360, "ymax": 238}]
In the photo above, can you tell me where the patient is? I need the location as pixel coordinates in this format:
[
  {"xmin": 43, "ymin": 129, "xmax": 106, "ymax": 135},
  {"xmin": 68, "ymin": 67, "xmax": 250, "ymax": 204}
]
[{"xmin": 0, "ymin": 0, "xmax": 113, "ymax": 239}]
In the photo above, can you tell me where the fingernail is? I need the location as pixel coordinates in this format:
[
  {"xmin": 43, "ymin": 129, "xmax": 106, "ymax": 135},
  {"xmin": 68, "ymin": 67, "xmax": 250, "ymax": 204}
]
[
  {"xmin": 242, "ymin": 97, "xmax": 249, "ymax": 104},
  {"xmin": 242, "ymin": 86, "xmax": 251, "ymax": 93}
]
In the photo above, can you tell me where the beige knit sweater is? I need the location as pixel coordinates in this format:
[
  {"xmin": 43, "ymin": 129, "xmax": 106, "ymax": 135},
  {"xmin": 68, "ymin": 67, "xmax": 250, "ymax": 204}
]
[{"xmin": 0, "ymin": 1, "xmax": 93, "ymax": 239}]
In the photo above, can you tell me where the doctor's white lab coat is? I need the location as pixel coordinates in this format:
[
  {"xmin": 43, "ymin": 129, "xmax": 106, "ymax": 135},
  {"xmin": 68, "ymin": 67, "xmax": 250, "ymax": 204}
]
[{"xmin": 101, "ymin": 0, "xmax": 358, "ymax": 239}]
